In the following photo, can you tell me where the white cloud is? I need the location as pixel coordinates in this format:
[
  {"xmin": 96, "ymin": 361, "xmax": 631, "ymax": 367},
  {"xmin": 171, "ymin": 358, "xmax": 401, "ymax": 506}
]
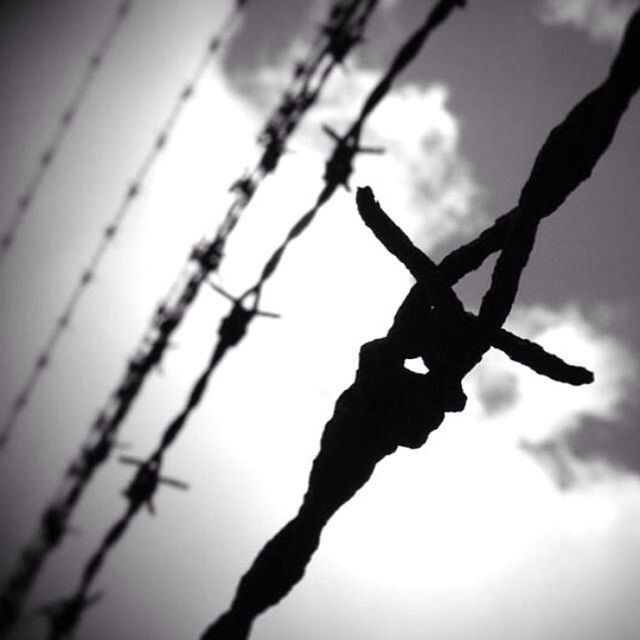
[
  {"xmin": 537, "ymin": 0, "xmax": 637, "ymax": 45},
  {"xmin": 247, "ymin": 59, "xmax": 486, "ymax": 254},
  {"xmin": 467, "ymin": 303, "xmax": 638, "ymax": 443}
]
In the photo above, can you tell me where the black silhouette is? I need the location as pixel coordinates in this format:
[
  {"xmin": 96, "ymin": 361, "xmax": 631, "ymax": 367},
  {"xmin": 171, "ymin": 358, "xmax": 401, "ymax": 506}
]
[
  {"xmin": 1, "ymin": 3, "xmax": 383, "ymax": 631},
  {"xmin": 202, "ymin": 8, "xmax": 640, "ymax": 637}
]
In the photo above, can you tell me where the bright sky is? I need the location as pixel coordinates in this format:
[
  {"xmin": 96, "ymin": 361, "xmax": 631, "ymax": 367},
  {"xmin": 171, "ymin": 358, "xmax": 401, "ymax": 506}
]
[{"xmin": 0, "ymin": 1, "xmax": 639, "ymax": 639}]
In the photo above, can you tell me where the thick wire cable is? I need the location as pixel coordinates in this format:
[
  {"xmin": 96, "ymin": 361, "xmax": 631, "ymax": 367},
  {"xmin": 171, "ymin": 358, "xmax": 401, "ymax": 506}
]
[{"xmin": 202, "ymin": 9, "xmax": 640, "ymax": 637}]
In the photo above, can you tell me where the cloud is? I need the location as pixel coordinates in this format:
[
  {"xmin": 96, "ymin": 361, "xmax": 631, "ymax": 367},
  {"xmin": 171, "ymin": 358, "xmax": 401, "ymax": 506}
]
[
  {"xmin": 244, "ymin": 58, "xmax": 486, "ymax": 255},
  {"xmin": 477, "ymin": 303, "xmax": 638, "ymax": 440},
  {"xmin": 537, "ymin": 0, "xmax": 637, "ymax": 45},
  {"xmin": 467, "ymin": 303, "xmax": 640, "ymax": 487},
  {"xmin": 522, "ymin": 406, "xmax": 640, "ymax": 490},
  {"xmin": 564, "ymin": 417, "xmax": 640, "ymax": 476},
  {"xmin": 348, "ymin": 79, "xmax": 486, "ymax": 251},
  {"xmin": 475, "ymin": 368, "xmax": 520, "ymax": 416}
]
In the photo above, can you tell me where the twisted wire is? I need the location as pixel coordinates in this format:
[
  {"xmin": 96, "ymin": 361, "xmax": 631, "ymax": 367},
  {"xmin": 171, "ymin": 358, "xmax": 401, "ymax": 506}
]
[
  {"xmin": 0, "ymin": 1, "xmax": 135, "ymax": 271},
  {"xmin": 477, "ymin": 6, "xmax": 640, "ymax": 333}
]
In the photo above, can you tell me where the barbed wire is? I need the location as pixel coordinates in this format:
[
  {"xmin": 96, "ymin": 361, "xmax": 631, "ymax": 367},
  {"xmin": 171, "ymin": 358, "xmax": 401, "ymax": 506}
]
[
  {"xmin": 202, "ymin": 7, "xmax": 640, "ymax": 639},
  {"xmin": 0, "ymin": 0, "xmax": 247, "ymax": 451},
  {"xmin": 0, "ymin": 0, "xmax": 378, "ymax": 634},
  {"xmin": 476, "ymin": 7, "xmax": 640, "ymax": 334},
  {"xmin": 0, "ymin": 1, "xmax": 250, "ymax": 635},
  {"xmin": 0, "ymin": 0, "xmax": 135, "ymax": 272}
]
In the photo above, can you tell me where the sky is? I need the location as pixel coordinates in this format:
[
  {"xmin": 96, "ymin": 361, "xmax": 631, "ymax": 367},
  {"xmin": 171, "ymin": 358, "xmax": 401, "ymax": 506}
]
[{"xmin": 0, "ymin": 0, "xmax": 639, "ymax": 639}]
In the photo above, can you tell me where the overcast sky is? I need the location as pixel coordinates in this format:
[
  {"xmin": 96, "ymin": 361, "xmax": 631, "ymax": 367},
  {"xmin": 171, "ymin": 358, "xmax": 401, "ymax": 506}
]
[{"xmin": 1, "ymin": 1, "xmax": 640, "ymax": 639}]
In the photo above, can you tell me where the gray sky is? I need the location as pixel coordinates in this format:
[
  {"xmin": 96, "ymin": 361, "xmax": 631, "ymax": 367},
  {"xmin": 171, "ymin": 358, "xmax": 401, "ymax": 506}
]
[{"xmin": 1, "ymin": 1, "xmax": 639, "ymax": 639}]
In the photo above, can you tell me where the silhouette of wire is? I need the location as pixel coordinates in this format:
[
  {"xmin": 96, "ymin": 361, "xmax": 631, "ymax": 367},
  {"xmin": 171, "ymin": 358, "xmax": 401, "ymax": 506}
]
[
  {"xmin": 0, "ymin": 0, "xmax": 135, "ymax": 272},
  {"xmin": 0, "ymin": 1, "xmax": 378, "ymax": 634},
  {"xmin": 0, "ymin": 1, "xmax": 245, "ymax": 452},
  {"xmin": 477, "ymin": 6, "xmax": 640, "ymax": 333},
  {"xmin": 40, "ymin": 2, "xmax": 473, "ymax": 636},
  {"xmin": 202, "ymin": 8, "xmax": 640, "ymax": 638}
]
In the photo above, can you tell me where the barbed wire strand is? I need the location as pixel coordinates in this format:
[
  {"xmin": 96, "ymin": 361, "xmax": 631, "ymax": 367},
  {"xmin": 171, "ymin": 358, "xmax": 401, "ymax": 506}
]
[
  {"xmin": 0, "ymin": 0, "xmax": 136, "ymax": 272},
  {"xmin": 202, "ymin": 8, "xmax": 640, "ymax": 639},
  {"xmin": 0, "ymin": 1, "xmax": 249, "ymax": 634},
  {"xmin": 0, "ymin": 1, "xmax": 378, "ymax": 634},
  {"xmin": 0, "ymin": 0, "xmax": 246, "ymax": 451}
]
